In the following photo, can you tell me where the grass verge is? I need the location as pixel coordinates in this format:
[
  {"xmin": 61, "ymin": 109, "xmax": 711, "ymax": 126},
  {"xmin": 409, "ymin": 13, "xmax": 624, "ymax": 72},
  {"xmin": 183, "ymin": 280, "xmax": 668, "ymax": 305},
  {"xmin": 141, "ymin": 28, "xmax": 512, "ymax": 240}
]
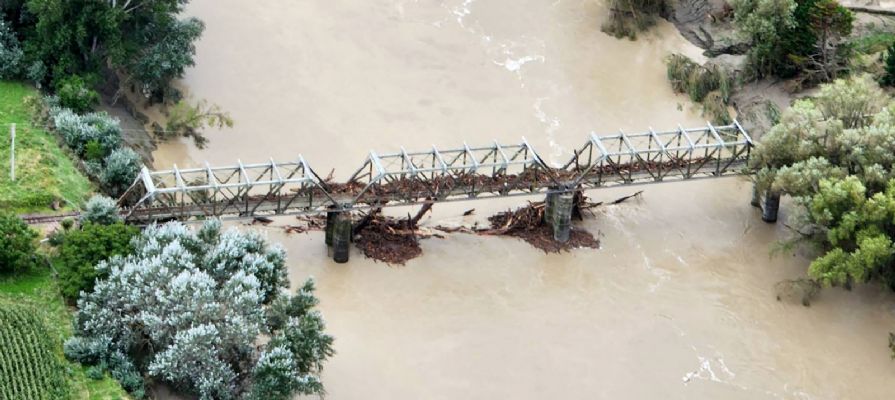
[{"xmin": 0, "ymin": 81, "xmax": 93, "ymax": 213}]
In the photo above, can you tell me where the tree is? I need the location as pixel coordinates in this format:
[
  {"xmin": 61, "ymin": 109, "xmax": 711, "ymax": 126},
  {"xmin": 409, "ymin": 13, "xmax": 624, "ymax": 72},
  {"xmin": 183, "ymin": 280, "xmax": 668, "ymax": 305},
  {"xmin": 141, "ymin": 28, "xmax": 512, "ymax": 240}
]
[
  {"xmin": 128, "ymin": 17, "xmax": 204, "ymax": 99},
  {"xmin": 804, "ymin": 0, "xmax": 853, "ymax": 81},
  {"xmin": 882, "ymin": 41, "xmax": 895, "ymax": 87},
  {"xmin": 732, "ymin": 0, "xmax": 797, "ymax": 77},
  {"xmin": 733, "ymin": 0, "xmax": 853, "ymax": 81},
  {"xmin": 0, "ymin": 213, "xmax": 38, "ymax": 273},
  {"xmin": 80, "ymin": 195, "xmax": 121, "ymax": 225},
  {"xmin": 0, "ymin": 16, "xmax": 23, "ymax": 79},
  {"xmin": 53, "ymin": 222, "xmax": 138, "ymax": 300},
  {"xmin": 165, "ymin": 99, "xmax": 234, "ymax": 148},
  {"xmin": 19, "ymin": 0, "xmax": 204, "ymax": 101},
  {"xmin": 751, "ymin": 75, "xmax": 895, "ymax": 291},
  {"xmin": 67, "ymin": 220, "xmax": 333, "ymax": 399},
  {"xmin": 101, "ymin": 148, "xmax": 141, "ymax": 198}
]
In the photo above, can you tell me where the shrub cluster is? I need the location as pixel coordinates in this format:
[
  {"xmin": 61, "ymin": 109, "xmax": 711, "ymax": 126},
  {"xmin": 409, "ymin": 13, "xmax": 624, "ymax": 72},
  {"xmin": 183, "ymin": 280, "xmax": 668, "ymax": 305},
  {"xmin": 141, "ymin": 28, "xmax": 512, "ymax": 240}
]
[
  {"xmin": 666, "ymin": 54, "xmax": 733, "ymax": 124},
  {"xmin": 48, "ymin": 101, "xmax": 141, "ymax": 198},
  {"xmin": 53, "ymin": 220, "xmax": 138, "ymax": 300},
  {"xmin": 66, "ymin": 220, "xmax": 334, "ymax": 400},
  {"xmin": 0, "ymin": 213, "xmax": 38, "ymax": 274}
]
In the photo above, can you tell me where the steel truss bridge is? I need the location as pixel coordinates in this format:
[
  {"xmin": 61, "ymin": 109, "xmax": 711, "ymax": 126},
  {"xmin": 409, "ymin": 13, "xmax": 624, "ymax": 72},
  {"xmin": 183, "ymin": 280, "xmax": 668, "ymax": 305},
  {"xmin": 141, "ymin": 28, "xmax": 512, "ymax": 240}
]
[{"xmin": 116, "ymin": 121, "xmax": 753, "ymax": 223}]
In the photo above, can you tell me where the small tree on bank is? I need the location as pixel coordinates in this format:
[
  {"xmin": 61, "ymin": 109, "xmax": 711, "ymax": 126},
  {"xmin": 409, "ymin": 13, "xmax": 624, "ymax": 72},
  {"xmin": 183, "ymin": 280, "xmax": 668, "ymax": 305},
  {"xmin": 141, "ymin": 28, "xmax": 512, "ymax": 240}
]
[
  {"xmin": 65, "ymin": 220, "xmax": 334, "ymax": 399},
  {"xmin": 881, "ymin": 41, "xmax": 895, "ymax": 87},
  {"xmin": 0, "ymin": 213, "xmax": 38, "ymax": 274}
]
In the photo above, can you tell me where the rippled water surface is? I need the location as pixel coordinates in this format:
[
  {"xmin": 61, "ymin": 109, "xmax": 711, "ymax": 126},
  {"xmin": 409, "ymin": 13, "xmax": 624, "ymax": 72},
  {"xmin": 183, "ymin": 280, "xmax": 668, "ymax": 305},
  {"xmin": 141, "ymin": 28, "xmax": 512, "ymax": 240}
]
[{"xmin": 152, "ymin": 0, "xmax": 895, "ymax": 398}]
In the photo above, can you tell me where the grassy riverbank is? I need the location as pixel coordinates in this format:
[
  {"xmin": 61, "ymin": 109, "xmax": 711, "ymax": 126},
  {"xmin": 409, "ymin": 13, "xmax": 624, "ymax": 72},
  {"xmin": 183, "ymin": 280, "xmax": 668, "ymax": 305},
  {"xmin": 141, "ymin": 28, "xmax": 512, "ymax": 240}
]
[
  {"xmin": 0, "ymin": 269, "xmax": 130, "ymax": 399},
  {"xmin": 0, "ymin": 81, "xmax": 93, "ymax": 213}
]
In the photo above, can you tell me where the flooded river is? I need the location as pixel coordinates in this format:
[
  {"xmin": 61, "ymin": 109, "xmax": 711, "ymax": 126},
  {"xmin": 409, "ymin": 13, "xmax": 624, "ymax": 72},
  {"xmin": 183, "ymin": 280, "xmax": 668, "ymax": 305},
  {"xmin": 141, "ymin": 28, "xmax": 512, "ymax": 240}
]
[{"xmin": 152, "ymin": 0, "xmax": 895, "ymax": 398}]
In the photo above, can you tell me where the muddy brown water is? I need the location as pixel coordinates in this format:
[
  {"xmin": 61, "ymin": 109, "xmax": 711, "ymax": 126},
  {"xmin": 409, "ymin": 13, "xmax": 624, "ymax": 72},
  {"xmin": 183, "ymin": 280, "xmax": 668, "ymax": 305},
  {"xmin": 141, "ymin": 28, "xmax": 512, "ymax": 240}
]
[{"xmin": 151, "ymin": 0, "xmax": 895, "ymax": 398}]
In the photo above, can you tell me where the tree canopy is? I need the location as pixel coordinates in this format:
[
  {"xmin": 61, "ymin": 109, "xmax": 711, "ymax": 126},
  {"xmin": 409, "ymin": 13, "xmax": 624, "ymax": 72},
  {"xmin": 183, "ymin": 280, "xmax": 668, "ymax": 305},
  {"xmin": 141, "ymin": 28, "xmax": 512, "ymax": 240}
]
[
  {"xmin": 5, "ymin": 0, "xmax": 204, "ymax": 100},
  {"xmin": 751, "ymin": 75, "xmax": 895, "ymax": 290},
  {"xmin": 65, "ymin": 220, "xmax": 334, "ymax": 400}
]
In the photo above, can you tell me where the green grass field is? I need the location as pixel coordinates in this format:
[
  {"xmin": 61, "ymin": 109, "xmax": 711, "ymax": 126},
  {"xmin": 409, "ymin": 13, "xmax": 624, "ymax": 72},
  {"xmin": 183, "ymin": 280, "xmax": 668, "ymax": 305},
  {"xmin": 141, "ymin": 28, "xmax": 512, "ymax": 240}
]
[
  {"xmin": 0, "ymin": 81, "xmax": 93, "ymax": 213},
  {"xmin": 0, "ymin": 270, "xmax": 130, "ymax": 400}
]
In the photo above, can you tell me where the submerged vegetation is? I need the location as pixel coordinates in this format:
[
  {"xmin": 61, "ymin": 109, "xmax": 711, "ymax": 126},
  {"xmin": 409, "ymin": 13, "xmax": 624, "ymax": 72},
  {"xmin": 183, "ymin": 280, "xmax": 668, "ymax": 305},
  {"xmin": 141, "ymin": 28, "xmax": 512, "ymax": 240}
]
[
  {"xmin": 751, "ymin": 75, "xmax": 895, "ymax": 295},
  {"xmin": 602, "ymin": 0, "xmax": 667, "ymax": 39},
  {"xmin": 665, "ymin": 54, "xmax": 733, "ymax": 123}
]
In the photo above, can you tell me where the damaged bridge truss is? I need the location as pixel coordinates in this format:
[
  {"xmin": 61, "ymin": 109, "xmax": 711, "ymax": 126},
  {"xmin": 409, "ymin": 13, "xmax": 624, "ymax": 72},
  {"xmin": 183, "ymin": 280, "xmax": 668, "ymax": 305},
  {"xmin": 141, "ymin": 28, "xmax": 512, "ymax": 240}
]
[{"xmin": 118, "ymin": 121, "xmax": 753, "ymax": 223}]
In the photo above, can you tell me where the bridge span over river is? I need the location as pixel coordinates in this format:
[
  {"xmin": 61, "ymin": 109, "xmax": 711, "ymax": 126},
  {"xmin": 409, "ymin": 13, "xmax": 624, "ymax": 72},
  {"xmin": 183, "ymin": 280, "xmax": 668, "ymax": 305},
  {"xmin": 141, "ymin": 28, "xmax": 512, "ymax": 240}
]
[
  {"xmin": 118, "ymin": 121, "xmax": 754, "ymax": 221},
  {"xmin": 24, "ymin": 121, "xmax": 766, "ymax": 262}
]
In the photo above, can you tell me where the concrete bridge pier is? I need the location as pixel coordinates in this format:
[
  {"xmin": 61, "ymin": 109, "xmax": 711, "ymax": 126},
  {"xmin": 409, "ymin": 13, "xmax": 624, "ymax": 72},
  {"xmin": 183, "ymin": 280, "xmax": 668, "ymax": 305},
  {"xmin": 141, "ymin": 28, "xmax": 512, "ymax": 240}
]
[
  {"xmin": 750, "ymin": 184, "xmax": 762, "ymax": 208},
  {"xmin": 325, "ymin": 205, "xmax": 353, "ymax": 263},
  {"xmin": 552, "ymin": 193, "xmax": 574, "ymax": 243},
  {"xmin": 544, "ymin": 191, "xmax": 558, "ymax": 225},
  {"xmin": 324, "ymin": 207, "xmax": 338, "ymax": 246},
  {"xmin": 762, "ymin": 190, "xmax": 781, "ymax": 223}
]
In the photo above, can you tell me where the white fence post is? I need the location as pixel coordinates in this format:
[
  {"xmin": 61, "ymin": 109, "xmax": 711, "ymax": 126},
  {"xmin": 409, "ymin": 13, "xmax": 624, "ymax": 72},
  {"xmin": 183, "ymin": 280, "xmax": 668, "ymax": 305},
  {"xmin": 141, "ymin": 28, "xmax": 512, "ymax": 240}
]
[{"xmin": 9, "ymin": 123, "xmax": 15, "ymax": 182}]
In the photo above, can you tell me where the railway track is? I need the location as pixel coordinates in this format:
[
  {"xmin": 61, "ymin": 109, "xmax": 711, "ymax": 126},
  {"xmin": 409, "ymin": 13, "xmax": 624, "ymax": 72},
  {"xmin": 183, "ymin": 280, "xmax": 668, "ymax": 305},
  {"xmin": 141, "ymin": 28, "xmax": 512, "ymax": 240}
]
[{"xmin": 19, "ymin": 211, "xmax": 80, "ymax": 225}]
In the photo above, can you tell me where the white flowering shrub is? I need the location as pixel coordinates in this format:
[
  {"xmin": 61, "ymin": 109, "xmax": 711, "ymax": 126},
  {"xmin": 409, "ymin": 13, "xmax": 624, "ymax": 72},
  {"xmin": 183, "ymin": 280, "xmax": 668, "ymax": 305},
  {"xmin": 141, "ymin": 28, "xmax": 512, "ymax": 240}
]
[
  {"xmin": 53, "ymin": 108, "xmax": 122, "ymax": 159},
  {"xmin": 67, "ymin": 220, "xmax": 333, "ymax": 399},
  {"xmin": 80, "ymin": 195, "xmax": 121, "ymax": 225},
  {"xmin": 101, "ymin": 147, "xmax": 142, "ymax": 197}
]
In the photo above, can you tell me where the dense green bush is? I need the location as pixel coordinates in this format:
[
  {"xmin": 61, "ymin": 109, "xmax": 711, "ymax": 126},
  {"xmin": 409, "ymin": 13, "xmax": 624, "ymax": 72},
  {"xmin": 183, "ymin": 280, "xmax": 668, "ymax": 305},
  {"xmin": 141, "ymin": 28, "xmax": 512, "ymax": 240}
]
[
  {"xmin": 54, "ymin": 74, "xmax": 100, "ymax": 113},
  {"xmin": 882, "ymin": 41, "xmax": 895, "ymax": 87},
  {"xmin": 0, "ymin": 17, "xmax": 23, "ymax": 79},
  {"xmin": 0, "ymin": 213, "xmax": 38, "ymax": 273},
  {"xmin": 54, "ymin": 222, "xmax": 138, "ymax": 300},
  {"xmin": 80, "ymin": 195, "xmax": 122, "ymax": 226},
  {"xmin": 101, "ymin": 148, "xmax": 141, "ymax": 198}
]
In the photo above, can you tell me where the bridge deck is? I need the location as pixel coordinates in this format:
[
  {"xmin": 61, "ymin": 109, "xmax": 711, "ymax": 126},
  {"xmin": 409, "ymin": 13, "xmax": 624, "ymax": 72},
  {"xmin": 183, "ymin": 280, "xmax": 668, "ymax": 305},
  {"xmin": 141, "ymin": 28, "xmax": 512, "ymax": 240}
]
[{"xmin": 117, "ymin": 121, "xmax": 752, "ymax": 223}]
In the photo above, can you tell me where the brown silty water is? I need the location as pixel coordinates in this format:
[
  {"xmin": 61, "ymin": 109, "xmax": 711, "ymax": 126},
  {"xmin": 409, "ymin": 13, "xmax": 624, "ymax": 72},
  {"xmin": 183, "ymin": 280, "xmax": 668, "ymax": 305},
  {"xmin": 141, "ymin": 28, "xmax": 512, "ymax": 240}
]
[{"xmin": 150, "ymin": 0, "xmax": 895, "ymax": 398}]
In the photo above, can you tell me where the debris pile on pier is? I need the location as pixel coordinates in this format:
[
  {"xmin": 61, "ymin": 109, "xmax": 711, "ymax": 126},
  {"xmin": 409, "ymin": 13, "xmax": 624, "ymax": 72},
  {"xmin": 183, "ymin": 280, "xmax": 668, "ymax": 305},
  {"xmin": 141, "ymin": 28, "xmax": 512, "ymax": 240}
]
[
  {"xmin": 353, "ymin": 204, "xmax": 433, "ymax": 265},
  {"xmin": 479, "ymin": 197, "xmax": 600, "ymax": 253}
]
